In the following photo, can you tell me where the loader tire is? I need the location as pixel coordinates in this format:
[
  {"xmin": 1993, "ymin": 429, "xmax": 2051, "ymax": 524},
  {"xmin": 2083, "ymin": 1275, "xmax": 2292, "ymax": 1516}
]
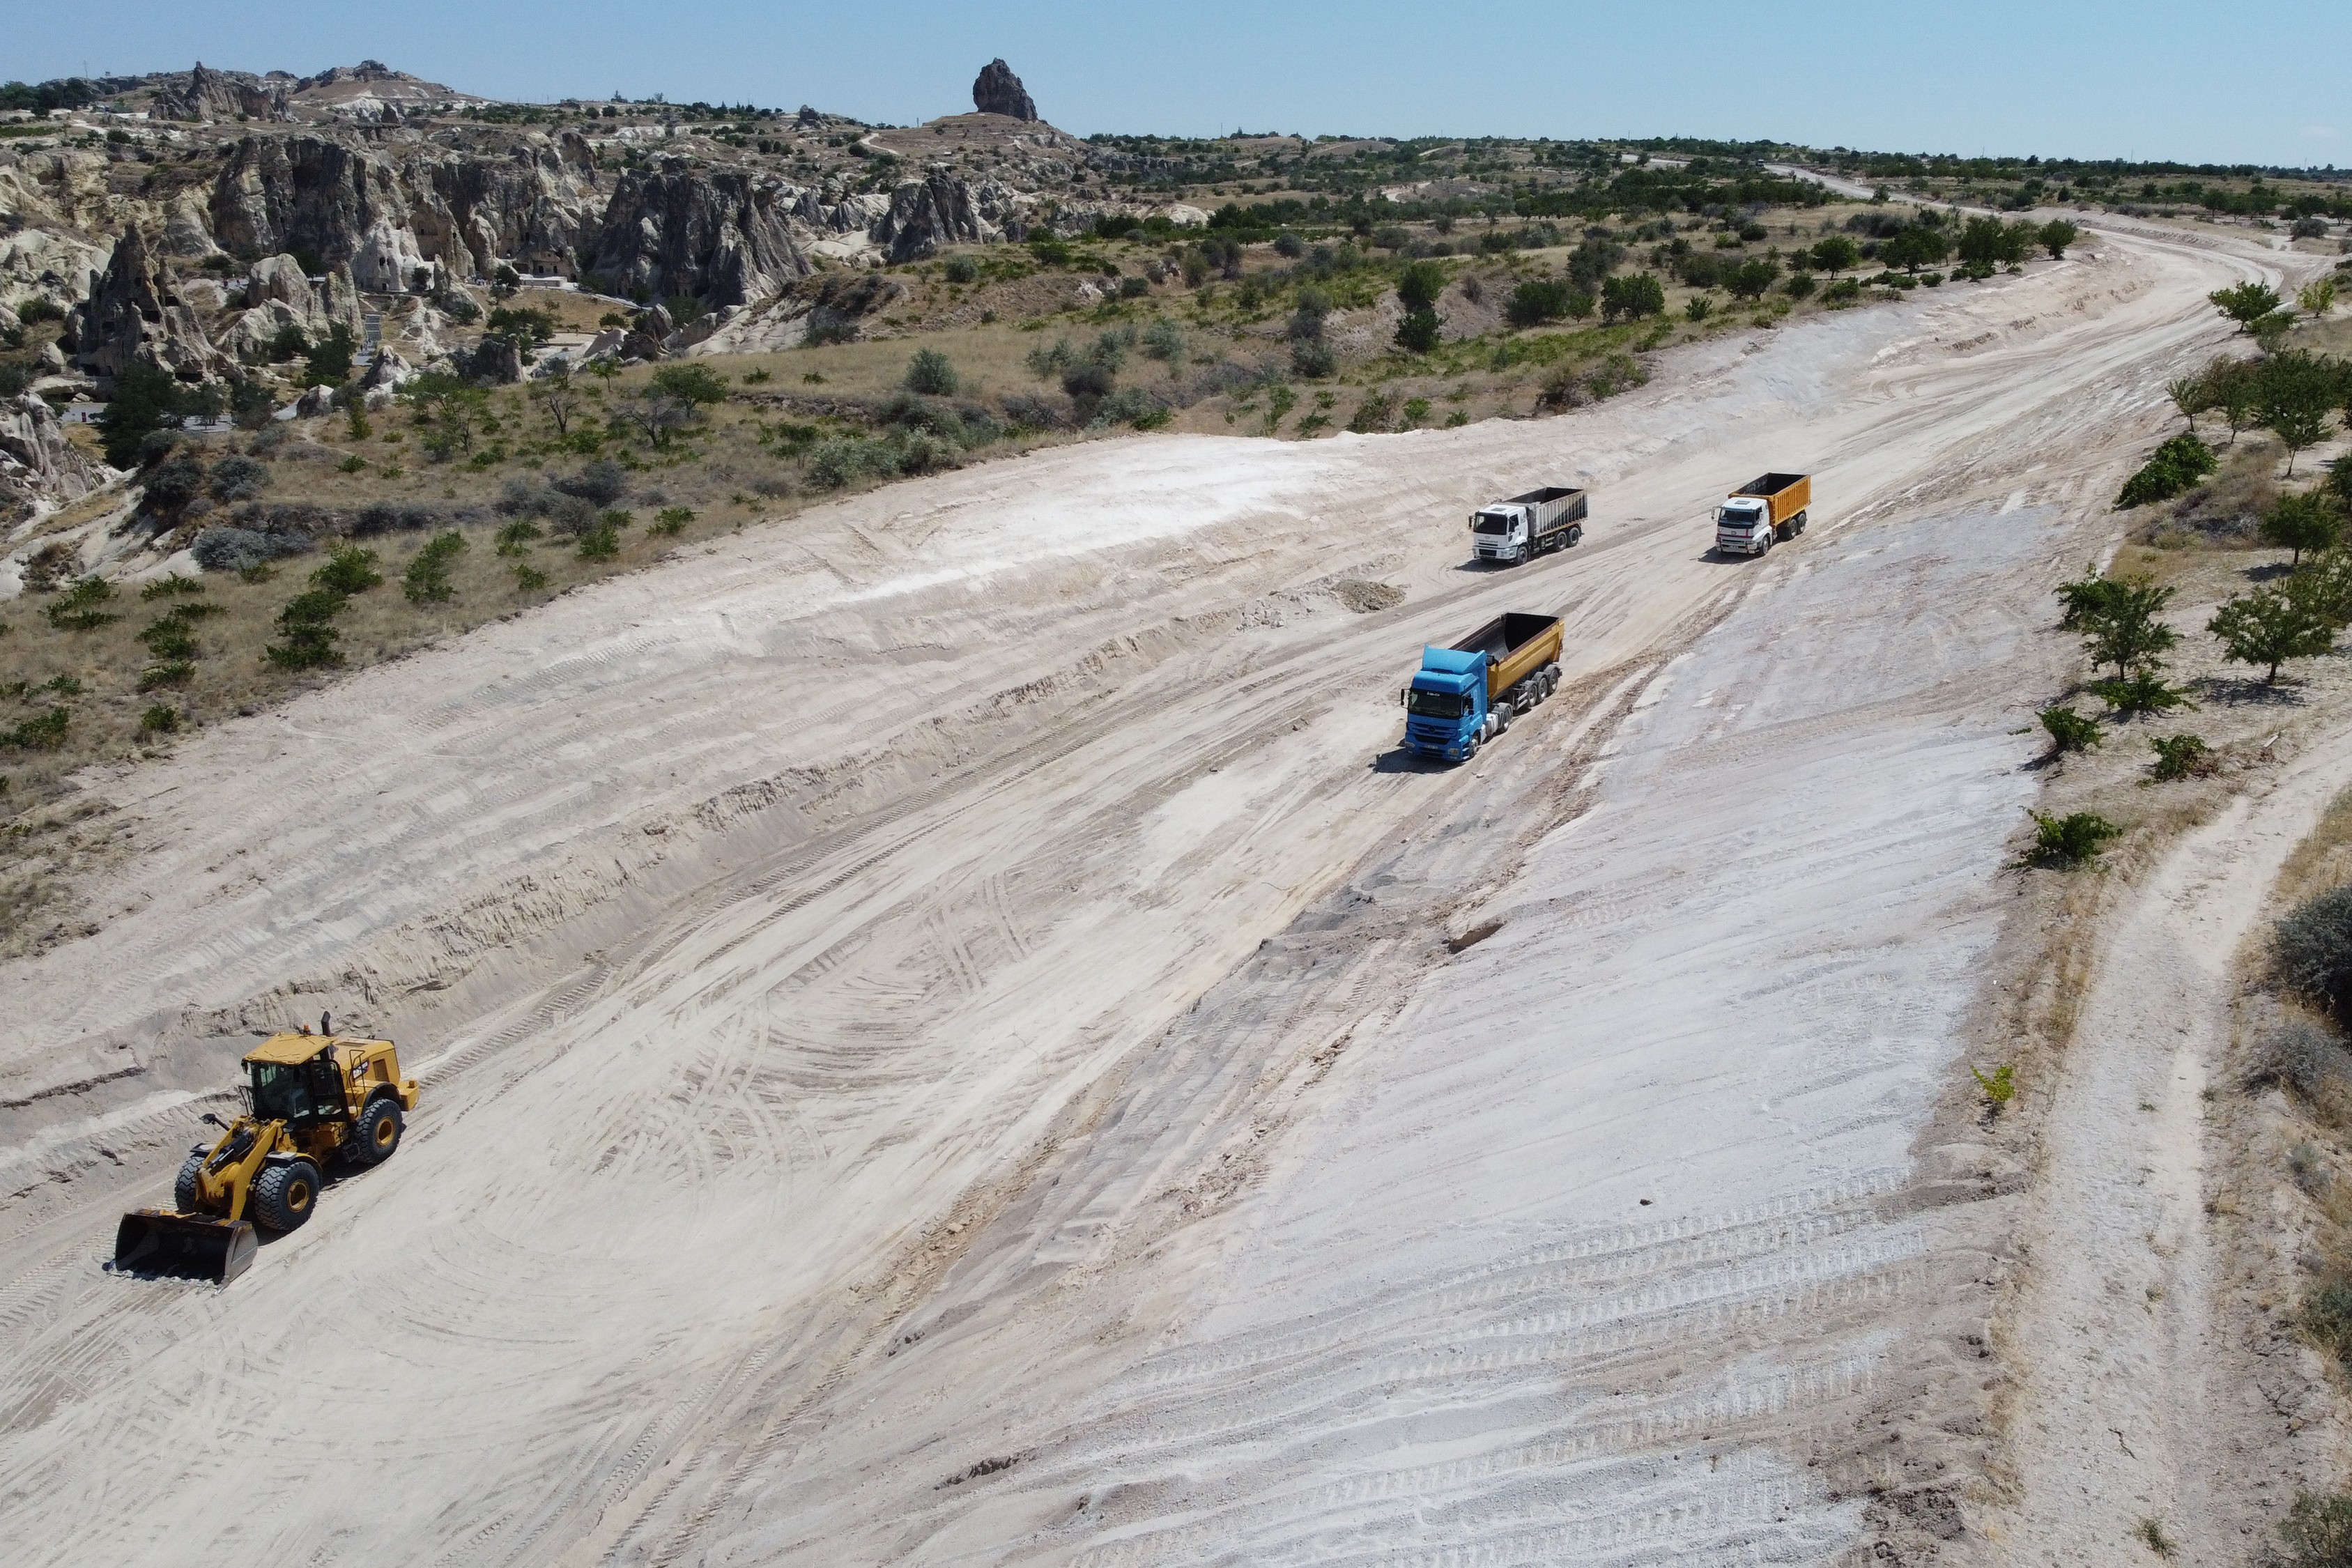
[
  {"xmin": 349, "ymin": 1098, "xmax": 403, "ymax": 1167},
  {"xmin": 252, "ymin": 1159, "xmax": 320, "ymax": 1233},
  {"xmin": 174, "ymin": 1153, "xmax": 206, "ymax": 1213}
]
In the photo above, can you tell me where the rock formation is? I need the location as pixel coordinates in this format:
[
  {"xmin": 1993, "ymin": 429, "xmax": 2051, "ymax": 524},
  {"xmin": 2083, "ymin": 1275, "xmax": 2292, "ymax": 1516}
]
[
  {"xmin": 589, "ymin": 161, "xmax": 809, "ymax": 307},
  {"xmin": 220, "ymin": 253, "xmax": 365, "ymax": 361},
  {"xmin": 875, "ymin": 170, "xmax": 983, "ymax": 263},
  {"xmin": 972, "ymin": 59, "xmax": 1038, "ymax": 122},
  {"xmin": 0, "ymin": 392, "xmax": 105, "ymax": 517},
  {"xmin": 152, "ymin": 63, "xmax": 291, "ymax": 123},
  {"xmin": 69, "ymin": 225, "xmax": 225, "ymax": 384}
]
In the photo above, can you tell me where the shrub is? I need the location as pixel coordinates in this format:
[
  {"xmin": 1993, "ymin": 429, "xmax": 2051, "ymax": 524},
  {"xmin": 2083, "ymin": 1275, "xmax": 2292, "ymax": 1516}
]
[
  {"xmin": 513, "ymin": 562, "xmax": 549, "ymax": 592},
  {"xmin": 1140, "ymin": 318, "xmax": 1184, "ymax": 363},
  {"xmin": 651, "ymin": 506, "xmax": 694, "ymax": 536},
  {"xmin": 402, "ymin": 530, "xmax": 467, "ymax": 604},
  {"xmin": 1506, "ymin": 279, "xmax": 1577, "ymax": 328},
  {"xmin": 1685, "ymin": 294, "xmax": 1714, "ymax": 321},
  {"xmin": 45, "ymin": 576, "xmax": 118, "ymax": 631},
  {"xmin": 1394, "ymin": 307, "xmax": 1441, "ymax": 353},
  {"xmin": 1584, "ymin": 353, "xmax": 1649, "ymax": 400},
  {"xmin": 264, "ymin": 589, "xmax": 345, "ymax": 670},
  {"xmin": 137, "ymin": 705, "xmax": 179, "ymax": 737},
  {"xmin": 140, "ymin": 574, "xmax": 203, "ymax": 601},
  {"xmin": 142, "ymin": 450, "xmax": 208, "ymax": 510},
  {"xmin": 2090, "ymin": 670, "xmax": 2193, "ymax": 715},
  {"xmin": 1782, "ymin": 272, "xmax": 1816, "ymax": 300},
  {"xmin": 1, "ymin": 705, "xmax": 70, "ymax": 750},
  {"xmin": 2039, "ymin": 704, "xmax": 2103, "ymax": 752},
  {"xmin": 1726, "ymin": 257, "xmax": 1781, "ymax": 300},
  {"xmin": 554, "ymin": 461, "xmax": 628, "ymax": 506},
  {"xmin": 2148, "ymin": 733, "xmax": 2213, "ymax": 780},
  {"xmin": 806, "ymin": 437, "xmax": 896, "ymax": 489},
  {"xmin": 904, "ymin": 348, "xmax": 959, "ymax": 396},
  {"xmin": 1971, "ymin": 1063, "xmax": 2015, "ymax": 1112},
  {"xmin": 1348, "ymin": 389, "xmax": 1396, "ymax": 433},
  {"xmin": 2027, "ymin": 809, "xmax": 2122, "ymax": 867},
  {"xmin": 137, "ymin": 616, "xmax": 199, "ymax": 662},
  {"xmin": 137, "ymin": 662, "xmax": 194, "ymax": 692},
  {"xmin": 2280, "ymin": 1490, "xmax": 2352, "ymax": 1566},
  {"xmin": 192, "ymin": 525, "xmax": 304, "ymax": 572},
  {"xmin": 495, "ymin": 520, "xmax": 543, "ymax": 555},
  {"xmin": 310, "ymin": 543, "xmax": 382, "ymax": 595},
  {"xmin": 1401, "ymin": 396, "xmax": 1431, "ymax": 428},
  {"xmin": 1289, "ymin": 337, "xmax": 1337, "ymax": 379},
  {"xmin": 2279, "ymin": 887, "xmax": 2352, "ymax": 1021},
  {"xmin": 2116, "ymin": 433, "xmax": 2218, "ymax": 508},
  {"xmin": 1820, "ymin": 278, "xmax": 1862, "ymax": 306},
  {"xmin": 942, "ymin": 254, "xmax": 978, "ymax": 284},
  {"xmin": 574, "ymin": 514, "xmax": 624, "ymax": 560}
]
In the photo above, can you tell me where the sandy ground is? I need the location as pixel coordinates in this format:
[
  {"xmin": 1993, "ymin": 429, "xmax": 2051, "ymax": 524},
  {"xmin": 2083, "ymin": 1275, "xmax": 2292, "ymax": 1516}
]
[
  {"xmin": 1983, "ymin": 725, "xmax": 2352, "ymax": 1565},
  {"xmin": 0, "ymin": 222, "xmax": 2278, "ymax": 1566}
]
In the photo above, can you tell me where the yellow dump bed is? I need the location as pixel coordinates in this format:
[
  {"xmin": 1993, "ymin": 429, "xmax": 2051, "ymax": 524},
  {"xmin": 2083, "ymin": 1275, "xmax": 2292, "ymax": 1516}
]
[
  {"xmin": 1732, "ymin": 472, "xmax": 1811, "ymax": 527},
  {"xmin": 1451, "ymin": 613, "xmax": 1565, "ymax": 700}
]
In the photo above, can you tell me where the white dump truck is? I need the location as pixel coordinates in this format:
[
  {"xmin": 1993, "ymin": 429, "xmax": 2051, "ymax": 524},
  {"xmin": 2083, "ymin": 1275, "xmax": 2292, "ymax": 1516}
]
[{"xmin": 1470, "ymin": 486, "xmax": 1588, "ymax": 565}]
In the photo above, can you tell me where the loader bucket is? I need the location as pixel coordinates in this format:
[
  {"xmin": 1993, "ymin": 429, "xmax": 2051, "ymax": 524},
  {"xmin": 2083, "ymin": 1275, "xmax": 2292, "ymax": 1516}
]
[{"xmin": 112, "ymin": 1210, "xmax": 259, "ymax": 1285}]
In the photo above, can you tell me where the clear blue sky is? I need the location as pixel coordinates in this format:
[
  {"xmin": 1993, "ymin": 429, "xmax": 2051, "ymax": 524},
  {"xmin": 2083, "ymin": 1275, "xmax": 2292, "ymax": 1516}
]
[{"xmin": 16, "ymin": 1, "xmax": 2347, "ymax": 168}]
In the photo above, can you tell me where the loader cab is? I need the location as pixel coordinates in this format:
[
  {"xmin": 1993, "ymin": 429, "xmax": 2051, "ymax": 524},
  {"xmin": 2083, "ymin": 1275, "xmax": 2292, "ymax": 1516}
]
[{"xmin": 245, "ymin": 1036, "xmax": 351, "ymax": 1127}]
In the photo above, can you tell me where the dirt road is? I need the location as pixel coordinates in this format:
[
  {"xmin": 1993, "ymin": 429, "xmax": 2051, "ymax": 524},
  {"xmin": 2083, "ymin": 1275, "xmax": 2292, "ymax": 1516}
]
[{"xmin": 0, "ymin": 224, "xmax": 2264, "ymax": 1566}]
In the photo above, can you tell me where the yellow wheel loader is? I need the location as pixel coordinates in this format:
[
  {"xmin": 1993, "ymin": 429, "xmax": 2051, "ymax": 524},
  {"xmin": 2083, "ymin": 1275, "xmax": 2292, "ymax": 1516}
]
[{"xmin": 113, "ymin": 1032, "xmax": 420, "ymax": 1285}]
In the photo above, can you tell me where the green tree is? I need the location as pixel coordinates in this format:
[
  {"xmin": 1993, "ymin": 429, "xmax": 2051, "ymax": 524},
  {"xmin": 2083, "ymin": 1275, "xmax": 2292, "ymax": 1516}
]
[
  {"xmin": 2211, "ymin": 358, "xmax": 2262, "ymax": 445},
  {"xmin": 2261, "ymin": 353, "xmax": 2339, "ymax": 476},
  {"xmin": 302, "ymin": 323, "xmax": 355, "ymax": 387},
  {"xmin": 2210, "ymin": 280, "xmax": 2285, "ymax": 332},
  {"xmin": 2038, "ymin": 220, "xmax": 2081, "ymax": 259},
  {"xmin": 1599, "ymin": 272, "xmax": 1664, "ymax": 322},
  {"xmin": 95, "ymin": 362, "xmax": 187, "ymax": 468},
  {"xmin": 650, "ymin": 362, "xmax": 730, "ymax": 406},
  {"xmin": 2300, "ymin": 277, "xmax": 2337, "ymax": 318},
  {"xmin": 1882, "ymin": 226, "xmax": 1949, "ymax": 274},
  {"xmin": 1394, "ymin": 261, "xmax": 1446, "ymax": 353},
  {"xmin": 2210, "ymin": 583, "xmax": 2335, "ymax": 682},
  {"xmin": 1726, "ymin": 257, "xmax": 1781, "ymax": 300},
  {"xmin": 2080, "ymin": 576, "xmax": 2178, "ymax": 679},
  {"xmin": 2165, "ymin": 372, "xmax": 2213, "ymax": 431},
  {"xmin": 1808, "ymin": 236, "xmax": 1860, "ymax": 275},
  {"xmin": 2263, "ymin": 491, "xmax": 2342, "ymax": 566}
]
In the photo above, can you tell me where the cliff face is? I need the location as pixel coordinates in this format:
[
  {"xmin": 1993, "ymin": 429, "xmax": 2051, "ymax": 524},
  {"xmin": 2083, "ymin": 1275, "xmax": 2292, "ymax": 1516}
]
[
  {"xmin": 590, "ymin": 162, "xmax": 809, "ymax": 306},
  {"xmin": 208, "ymin": 134, "xmax": 602, "ymax": 286}
]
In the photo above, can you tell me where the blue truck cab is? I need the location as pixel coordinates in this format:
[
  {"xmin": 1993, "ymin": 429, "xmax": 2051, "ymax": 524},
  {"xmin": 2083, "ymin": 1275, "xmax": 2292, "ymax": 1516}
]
[
  {"xmin": 1401, "ymin": 612, "xmax": 1565, "ymax": 763},
  {"xmin": 1403, "ymin": 647, "xmax": 1491, "ymax": 762}
]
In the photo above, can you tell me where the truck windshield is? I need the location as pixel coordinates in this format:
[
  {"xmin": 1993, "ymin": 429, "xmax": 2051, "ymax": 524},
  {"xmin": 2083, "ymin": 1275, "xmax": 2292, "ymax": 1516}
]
[
  {"xmin": 1720, "ymin": 508, "xmax": 1762, "ymax": 527},
  {"xmin": 1471, "ymin": 513, "xmax": 1515, "ymax": 535},
  {"xmin": 1406, "ymin": 689, "xmax": 1470, "ymax": 718}
]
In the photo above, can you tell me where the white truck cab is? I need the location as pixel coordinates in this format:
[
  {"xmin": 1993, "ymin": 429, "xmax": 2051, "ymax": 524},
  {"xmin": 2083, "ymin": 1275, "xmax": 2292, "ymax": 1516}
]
[{"xmin": 1714, "ymin": 495, "xmax": 1774, "ymax": 555}]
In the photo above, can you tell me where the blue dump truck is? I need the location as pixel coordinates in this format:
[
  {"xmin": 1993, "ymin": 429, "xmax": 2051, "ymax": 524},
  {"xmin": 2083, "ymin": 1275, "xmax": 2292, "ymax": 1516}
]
[{"xmin": 1401, "ymin": 612, "xmax": 1566, "ymax": 762}]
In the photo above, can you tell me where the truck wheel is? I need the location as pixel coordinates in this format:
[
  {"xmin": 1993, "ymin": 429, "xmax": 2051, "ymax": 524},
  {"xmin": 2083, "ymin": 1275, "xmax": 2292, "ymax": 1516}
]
[
  {"xmin": 348, "ymin": 1098, "xmax": 403, "ymax": 1167},
  {"xmin": 252, "ymin": 1159, "xmax": 321, "ymax": 1233},
  {"xmin": 1568, "ymin": 525, "xmax": 1583, "ymax": 546},
  {"xmin": 174, "ymin": 1152, "xmax": 207, "ymax": 1213},
  {"xmin": 1793, "ymin": 510, "xmax": 1808, "ymax": 535}
]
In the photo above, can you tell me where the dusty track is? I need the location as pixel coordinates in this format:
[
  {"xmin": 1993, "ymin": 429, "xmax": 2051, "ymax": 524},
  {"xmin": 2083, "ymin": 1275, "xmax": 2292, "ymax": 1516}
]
[{"xmin": 0, "ymin": 224, "xmax": 2266, "ymax": 1567}]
